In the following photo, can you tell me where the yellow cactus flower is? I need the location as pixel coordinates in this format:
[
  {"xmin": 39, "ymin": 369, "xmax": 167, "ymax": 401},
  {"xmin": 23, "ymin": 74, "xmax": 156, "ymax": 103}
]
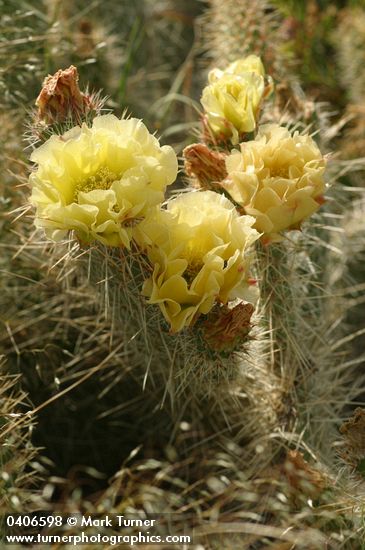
[
  {"xmin": 201, "ymin": 55, "xmax": 272, "ymax": 143},
  {"xmin": 135, "ymin": 191, "xmax": 260, "ymax": 333},
  {"xmin": 29, "ymin": 114, "xmax": 178, "ymax": 247},
  {"xmin": 201, "ymin": 72, "xmax": 265, "ymax": 143},
  {"xmin": 208, "ymin": 55, "xmax": 266, "ymax": 83},
  {"xmin": 221, "ymin": 124, "xmax": 327, "ymax": 242}
]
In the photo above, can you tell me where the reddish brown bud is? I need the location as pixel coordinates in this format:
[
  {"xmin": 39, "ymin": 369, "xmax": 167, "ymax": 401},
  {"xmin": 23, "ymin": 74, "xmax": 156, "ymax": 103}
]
[
  {"xmin": 35, "ymin": 65, "xmax": 95, "ymax": 125},
  {"xmin": 201, "ymin": 302, "xmax": 254, "ymax": 352},
  {"xmin": 183, "ymin": 143, "xmax": 227, "ymax": 192}
]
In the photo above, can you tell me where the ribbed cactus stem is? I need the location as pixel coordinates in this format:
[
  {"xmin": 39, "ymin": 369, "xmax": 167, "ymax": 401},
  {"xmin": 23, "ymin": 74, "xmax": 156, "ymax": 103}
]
[
  {"xmin": 257, "ymin": 242, "xmax": 300, "ymax": 372},
  {"xmin": 202, "ymin": 0, "xmax": 288, "ymax": 78},
  {"xmin": 83, "ymin": 244, "xmax": 245, "ymax": 404}
]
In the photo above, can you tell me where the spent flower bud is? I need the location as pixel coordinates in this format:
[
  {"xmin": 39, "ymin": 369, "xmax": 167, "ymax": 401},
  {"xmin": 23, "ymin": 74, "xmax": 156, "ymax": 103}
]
[
  {"xmin": 201, "ymin": 302, "xmax": 254, "ymax": 352},
  {"xmin": 35, "ymin": 65, "xmax": 97, "ymax": 126},
  {"xmin": 183, "ymin": 143, "xmax": 227, "ymax": 191}
]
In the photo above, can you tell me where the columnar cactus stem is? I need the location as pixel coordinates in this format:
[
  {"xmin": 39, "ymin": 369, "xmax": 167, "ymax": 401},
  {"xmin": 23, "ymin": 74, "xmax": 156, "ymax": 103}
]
[{"xmin": 201, "ymin": 0, "xmax": 288, "ymax": 79}]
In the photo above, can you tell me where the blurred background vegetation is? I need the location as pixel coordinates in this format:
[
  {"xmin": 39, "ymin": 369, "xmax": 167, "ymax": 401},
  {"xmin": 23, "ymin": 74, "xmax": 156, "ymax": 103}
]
[{"xmin": 1, "ymin": 0, "xmax": 365, "ymax": 547}]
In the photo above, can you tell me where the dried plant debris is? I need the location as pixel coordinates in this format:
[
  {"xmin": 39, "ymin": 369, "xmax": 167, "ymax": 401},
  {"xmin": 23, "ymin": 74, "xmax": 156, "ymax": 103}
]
[{"xmin": 340, "ymin": 408, "xmax": 365, "ymax": 476}]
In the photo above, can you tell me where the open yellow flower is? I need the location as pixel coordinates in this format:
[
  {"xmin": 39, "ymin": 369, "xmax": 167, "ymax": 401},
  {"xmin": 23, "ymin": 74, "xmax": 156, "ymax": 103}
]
[
  {"xmin": 135, "ymin": 191, "xmax": 260, "ymax": 332},
  {"xmin": 201, "ymin": 55, "xmax": 270, "ymax": 143},
  {"xmin": 29, "ymin": 115, "xmax": 178, "ymax": 247},
  {"xmin": 221, "ymin": 124, "xmax": 327, "ymax": 242}
]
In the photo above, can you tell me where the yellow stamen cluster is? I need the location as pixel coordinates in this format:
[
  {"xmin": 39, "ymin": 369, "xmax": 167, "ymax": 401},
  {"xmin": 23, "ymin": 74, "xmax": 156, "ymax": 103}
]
[{"xmin": 73, "ymin": 167, "xmax": 119, "ymax": 201}]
